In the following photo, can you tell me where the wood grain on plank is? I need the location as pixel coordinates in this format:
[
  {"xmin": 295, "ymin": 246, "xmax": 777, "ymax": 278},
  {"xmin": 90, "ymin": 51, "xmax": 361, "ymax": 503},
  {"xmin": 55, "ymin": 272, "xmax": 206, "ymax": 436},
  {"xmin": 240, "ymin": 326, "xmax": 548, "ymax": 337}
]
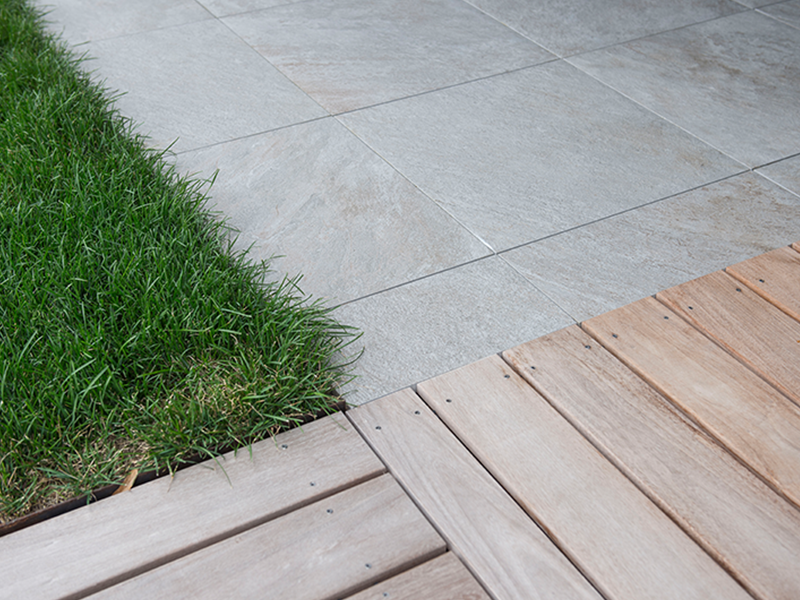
[
  {"xmin": 90, "ymin": 474, "xmax": 444, "ymax": 600},
  {"xmin": 583, "ymin": 297, "xmax": 800, "ymax": 509},
  {"xmin": 726, "ymin": 245, "xmax": 800, "ymax": 322},
  {"xmin": 1, "ymin": 414, "xmax": 385, "ymax": 600},
  {"xmin": 417, "ymin": 355, "xmax": 749, "ymax": 600},
  {"xmin": 345, "ymin": 552, "xmax": 489, "ymax": 600},
  {"xmin": 792, "ymin": 241, "xmax": 799, "ymax": 252},
  {"xmin": 504, "ymin": 326, "xmax": 800, "ymax": 600},
  {"xmin": 349, "ymin": 389, "xmax": 601, "ymax": 600},
  {"xmin": 657, "ymin": 270, "xmax": 800, "ymax": 407}
]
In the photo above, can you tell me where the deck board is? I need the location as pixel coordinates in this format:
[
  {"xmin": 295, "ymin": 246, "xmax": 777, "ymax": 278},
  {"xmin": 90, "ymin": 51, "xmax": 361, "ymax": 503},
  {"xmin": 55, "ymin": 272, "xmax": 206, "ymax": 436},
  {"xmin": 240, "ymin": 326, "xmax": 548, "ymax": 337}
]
[
  {"xmin": 416, "ymin": 355, "xmax": 750, "ymax": 600},
  {"xmin": 504, "ymin": 326, "xmax": 800, "ymax": 600},
  {"xmin": 345, "ymin": 552, "xmax": 490, "ymax": 600},
  {"xmin": 582, "ymin": 297, "xmax": 800, "ymax": 509},
  {"xmin": 349, "ymin": 388, "xmax": 601, "ymax": 600},
  {"xmin": 725, "ymin": 245, "xmax": 800, "ymax": 322},
  {"xmin": 657, "ymin": 270, "xmax": 800, "ymax": 406},
  {"xmin": 90, "ymin": 474, "xmax": 444, "ymax": 600},
  {"xmin": 0, "ymin": 414, "xmax": 385, "ymax": 600}
]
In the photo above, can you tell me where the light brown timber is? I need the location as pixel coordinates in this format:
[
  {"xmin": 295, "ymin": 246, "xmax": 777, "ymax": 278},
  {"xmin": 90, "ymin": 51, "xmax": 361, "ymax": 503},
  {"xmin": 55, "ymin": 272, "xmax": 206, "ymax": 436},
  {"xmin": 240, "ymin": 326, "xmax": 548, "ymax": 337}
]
[
  {"xmin": 504, "ymin": 325, "xmax": 800, "ymax": 600},
  {"xmin": 725, "ymin": 245, "xmax": 800, "ymax": 322}
]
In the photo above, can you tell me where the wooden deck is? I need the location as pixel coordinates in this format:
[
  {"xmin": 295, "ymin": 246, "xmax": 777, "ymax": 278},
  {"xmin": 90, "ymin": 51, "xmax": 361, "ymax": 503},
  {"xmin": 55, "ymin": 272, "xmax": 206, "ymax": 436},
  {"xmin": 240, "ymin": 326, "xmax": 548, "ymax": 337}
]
[{"xmin": 2, "ymin": 242, "xmax": 800, "ymax": 600}]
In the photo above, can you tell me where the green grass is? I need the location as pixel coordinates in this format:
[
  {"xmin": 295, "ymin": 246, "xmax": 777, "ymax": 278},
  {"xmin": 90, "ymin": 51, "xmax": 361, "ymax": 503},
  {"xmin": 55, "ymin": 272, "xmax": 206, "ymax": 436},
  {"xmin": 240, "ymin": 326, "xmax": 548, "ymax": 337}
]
[{"xmin": 0, "ymin": 0, "xmax": 357, "ymax": 523}]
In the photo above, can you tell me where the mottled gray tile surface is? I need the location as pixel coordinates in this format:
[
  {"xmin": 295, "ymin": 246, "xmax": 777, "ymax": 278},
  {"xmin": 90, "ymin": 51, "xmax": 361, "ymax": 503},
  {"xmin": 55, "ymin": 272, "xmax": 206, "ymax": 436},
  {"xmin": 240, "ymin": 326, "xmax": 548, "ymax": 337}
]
[
  {"xmin": 35, "ymin": 0, "xmax": 212, "ymax": 43},
  {"xmin": 178, "ymin": 118, "xmax": 491, "ymax": 304},
  {"xmin": 757, "ymin": 154, "xmax": 800, "ymax": 195},
  {"xmin": 340, "ymin": 61, "xmax": 744, "ymax": 253},
  {"xmin": 222, "ymin": 0, "xmax": 553, "ymax": 113},
  {"xmin": 334, "ymin": 257, "xmax": 574, "ymax": 405},
  {"xmin": 86, "ymin": 19, "xmax": 325, "ymax": 152},
  {"xmin": 570, "ymin": 11, "xmax": 800, "ymax": 168},
  {"xmin": 759, "ymin": 0, "xmax": 800, "ymax": 29},
  {"xmin": 502, "ymin": 172, "xmax": 800, "ymax": 322},
  {"xmin": 463, "ymin": 0, "xmax": 743, "ymax": 56},
  {"xmin": 197, "ymin": 0, "xmax": 309, "ymax": 17}
]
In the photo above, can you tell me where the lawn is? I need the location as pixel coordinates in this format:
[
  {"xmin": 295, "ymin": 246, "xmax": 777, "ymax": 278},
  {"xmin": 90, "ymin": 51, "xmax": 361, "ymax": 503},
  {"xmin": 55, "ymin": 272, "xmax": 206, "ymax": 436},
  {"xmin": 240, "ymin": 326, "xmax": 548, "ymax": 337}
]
[{"xmin": 0, "ymin": 0, "xmax": 356, "ymax": 523}]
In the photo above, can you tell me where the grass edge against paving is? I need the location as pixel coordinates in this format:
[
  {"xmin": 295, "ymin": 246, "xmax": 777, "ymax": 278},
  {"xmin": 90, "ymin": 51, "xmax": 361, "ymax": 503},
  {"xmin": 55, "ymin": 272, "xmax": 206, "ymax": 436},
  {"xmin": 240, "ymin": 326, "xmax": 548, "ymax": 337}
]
[{"xmin": 0, "ymin": 0, "xmax": 359, "ymax": 523}]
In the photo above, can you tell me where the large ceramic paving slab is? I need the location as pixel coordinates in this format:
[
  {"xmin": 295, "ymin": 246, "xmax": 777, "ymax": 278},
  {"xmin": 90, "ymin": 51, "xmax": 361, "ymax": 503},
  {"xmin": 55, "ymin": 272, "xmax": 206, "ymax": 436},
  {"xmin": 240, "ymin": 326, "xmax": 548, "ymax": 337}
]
[
  {"xmin": 658, "ymin": 270, "xmax": 800, "ymax": 407},
  {"xmin": 198, "ymin": 0, "xmax": 308, "ymax": 18},
  {"xmin": 759, "ymin": 0, "xmax": 800, "ymax": 29},
  {"xmin": 222, "ymin": 0, "xmax": 553, "ymax": 114},
  {"xmin": 504, "ymin": 327, "xmax": 800, "ymax": 600},
  {"xmin": 340, "ymin": 62, "xmax": 743, "ymax": 252},
  {"xmin": 757, "ymin": 154, "xmax": 800, "ymax": 196},
  {"xmin": 345, "ymin": 553, "xmax": 490, "ymax": 600},
  {"xmin": 350, "ymin": 389, "xmax": 602, "ymax": 600},
  {"xmin": 34, "ymin": 0, "xmax": 212, "ymax": 44},
  {"xmin": 726, "ymin": 245, "xmax": 800, "ymax": 321},
  {"xmin": 1, "ymin": 415, "xmax": 384, "ymax": 600},
  {"xmin": 91, "ymin": 475, "xmax": 445, "ymax": 600},
  {"xmin": 177, "ymin": 118, "xmax": 489, "ymax": 304},
  {"xmin": 583, "ymin": 297, "xmax": 800, "ymax": 509},
  {"xmin": 502, "ymin": 172, "xmax": 800, "ymax": 322},
  {"xmin": 334, "ymin": 256, "xmax": 573, "ymax": 405},
  {"xmin": 570, "ymin": 11, "xmax": 800, "ymax": 168},
  {"xmin": 84, "ymin": 19, "xmax": 325, "ymax": 153},
  {"xmin": 462, "ymin": 0, "xmax": 743, "ymax": 56},
  {"xmin": 416, "ymin": 356, "xmax": 750, "ymax": 600}
]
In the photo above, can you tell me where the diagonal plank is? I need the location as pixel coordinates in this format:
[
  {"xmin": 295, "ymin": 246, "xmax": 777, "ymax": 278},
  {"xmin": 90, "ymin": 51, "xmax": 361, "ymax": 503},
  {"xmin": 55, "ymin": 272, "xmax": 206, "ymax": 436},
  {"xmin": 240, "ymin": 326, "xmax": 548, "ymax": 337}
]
[
  {"xmin": 504, "ymin": 326, "xmax": 800, "ymax": 600},
  {"xmin": 89, "ymin": 474, "xmax": 445, "ymax": 600},
  {"xmin": 349, "ymin": 389, "xmax": 602, "ymax": 600},
  {"xmin": 416, "ymin": 355, "xmax": 750, "ymax": 600},
  {"xmin": 345, "ymin": 552, "xmax": 490, "ymax": 600},
  {"xmin": 583, "ymin": 297, "xmax": 800, "ymax": 509},
  {"xmin": 725, "ymin": 245, "xmax": 800, "ymax": 322},
  {"xmin": 657, "ymin": 270, "xmax": 800, "ymax": 407},
  {"xmin": 0, "ymin": 414, "xmax": 385, "ymax": 600}
]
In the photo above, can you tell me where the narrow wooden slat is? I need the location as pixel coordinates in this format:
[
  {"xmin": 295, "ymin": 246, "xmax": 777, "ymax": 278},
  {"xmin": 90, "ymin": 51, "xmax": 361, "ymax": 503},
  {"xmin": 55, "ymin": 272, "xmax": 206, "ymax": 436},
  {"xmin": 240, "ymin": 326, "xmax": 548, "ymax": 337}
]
[
  {"xmin": 725, "ymin": 245, "xmax": 800, "ymax": 322},
  {"xmin": 1, "ymin": 414, "xmax": 385, "ymax": 600},
  {"xmin": 792, "ymin": 241, "xmax": 799, "ymax": 252},
  {"xmin": 349, "ymin": 389, "xmax": 602, "ymax": 600},
  {"xmin": 345, "ymin": 552, "xmax": 490, "ymax": 600},
  {"xmin": 90, "ymin": 474, "xmax": 444, "ymax": 600},
  {"xmin": 417, "ymin": 356, "xmax": 749, "ymax": 600},
  {"xmin": 583, "ymin": 297, "xmax": 800, "ymax": 509},
  {"xmin": 504, "ymin": 326, "xmax": 800, "ymax": 600},
  {"xmin": 657, "ymin": 270, "xmax": 800, "ymax": 406}
]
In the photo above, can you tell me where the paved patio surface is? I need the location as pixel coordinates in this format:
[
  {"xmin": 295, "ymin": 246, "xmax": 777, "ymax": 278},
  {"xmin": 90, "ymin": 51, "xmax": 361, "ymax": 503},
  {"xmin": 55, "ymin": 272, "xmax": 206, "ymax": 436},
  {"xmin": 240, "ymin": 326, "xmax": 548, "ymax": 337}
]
[{"xmin": 36, "ymin": 0, "xmax": 800, "ymax": 404}]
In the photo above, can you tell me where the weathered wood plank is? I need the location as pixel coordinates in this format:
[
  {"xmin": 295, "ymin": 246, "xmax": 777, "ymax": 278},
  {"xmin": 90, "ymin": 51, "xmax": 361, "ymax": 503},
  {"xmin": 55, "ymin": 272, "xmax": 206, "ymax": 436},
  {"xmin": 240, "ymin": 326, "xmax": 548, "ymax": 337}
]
[
  {"xmin": 657, "ymin": 270, "xmax": 800, "ymax": 407},
  {"xmin": 345, "ymin": 552, "xmax": 490, "ymax": 600},
  {"xmin": 725, "ymin": 245, "xmax": 800, "ymax": 322},
  {"xmin": 349, "ymin": 389, "xmax": 601, "ymax": 600},
  {"xmin": 582, "ymin": 297, "xmax": 800, "ymax": 509},
  {"xmin": 90, "ymin": 474, "xmax": 444, "ymax": 600},
  {"xmin": 417, "ymin": 355, "xmax": 749, "ymax": 600},
  {"xmin": 504, "ymin": 326, "xmax": 800, "ymax": 600},
  {"xmin": 1, "ymin": 414, "xmax": 385, "ymax": 600}
]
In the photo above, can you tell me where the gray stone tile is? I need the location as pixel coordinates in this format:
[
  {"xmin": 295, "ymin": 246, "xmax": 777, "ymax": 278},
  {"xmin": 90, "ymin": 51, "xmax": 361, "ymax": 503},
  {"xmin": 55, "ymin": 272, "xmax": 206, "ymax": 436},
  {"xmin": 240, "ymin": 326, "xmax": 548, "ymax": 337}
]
[
  {"xmin": 35, "ymin": 0, "xmax": 212, "ymax": 43},
  {"xmin": 759, "ymin": 0, "xmax": 800, "ymax": 29},
  {"xmin": 197, "ymin": 0, "xmax": 308, "ymax": 17},
  {"xmin": 757, "ymin": 154, "xmax": 800, "ymax": 195},
  {"xmin": 86, "ymin": 19, "xmax": 325, "ymax": 153},
  {"xmin": 462, "ymin": 0, "xmax": 743, "ymax": 56},
  {"xmin": 570, "ymin": 11, "xmax": 800, "ymax": 168},
  {"xmin": 502, "ymin": 172, "xmax": 800, "ymax": 323},
  {"xmin": 333, "ymin": 257, "xmax": 574, "ymax": 405},
  {"xmin": 222, "ymin": 0, "xmax": 553, "ymax": 113},
  {"xmin": 340, "ymin": 61, "xmax": 744, "ymax": 253},
  {"xmin": 177, "ymin": 118, "xmax": 491, "ymax": 304}
]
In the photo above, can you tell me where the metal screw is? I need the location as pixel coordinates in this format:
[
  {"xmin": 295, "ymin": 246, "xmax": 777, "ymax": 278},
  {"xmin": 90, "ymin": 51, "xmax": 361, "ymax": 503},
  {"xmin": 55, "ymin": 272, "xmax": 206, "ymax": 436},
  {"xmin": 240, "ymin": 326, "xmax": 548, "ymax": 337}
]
[
  {"xmin": 327, "ymin": 509, "xmax": 333, "ymax": 514},
  {"xmin": 446, "ymin": 398, "xmax": 452, "ymax": 403},
  {"xmin": 365, "ymin": 563, "xmax": 372, "ymax": 569},
  {"xmin": 584, "ymin": 345, "xmax": 591, "ymax": 349},
  {"xmin": 310, "ymin": 482, "xmax": 316, "ymax": 487},
  {"xmin": 736, "ymin": 288, "xmax": 742, "ymax": 292},
  {"xmin": 281, "ymin": 444, "xmax": 288, "ymax": 450},
  {"xmin": 504, "ymin": 374, "xmax": 510, "ymax": 379},
  {"xmin": 414, "ymin": 410, "xmax": 420, "ymax": 415},
  {"xmin": 663, "ymin": 316, "xmax": 669, "ymax": 320},
  {"xmin": 612, "ymin": 334, "xmax": 618, "ymax": 338},
  {"xmin": 375, "ymin": 425, "xmax": 381, "ymax": 430},
  {"xmin": 530, "ymin": 366, "xmax": 536, "ymax": 370},
  {"xmin": 759, "ymin": 279, "xmax": 765, "ymax": 283},
  {"xmin": 688, "ymin": 306, "xmax": 693, "ymax": 310}
]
